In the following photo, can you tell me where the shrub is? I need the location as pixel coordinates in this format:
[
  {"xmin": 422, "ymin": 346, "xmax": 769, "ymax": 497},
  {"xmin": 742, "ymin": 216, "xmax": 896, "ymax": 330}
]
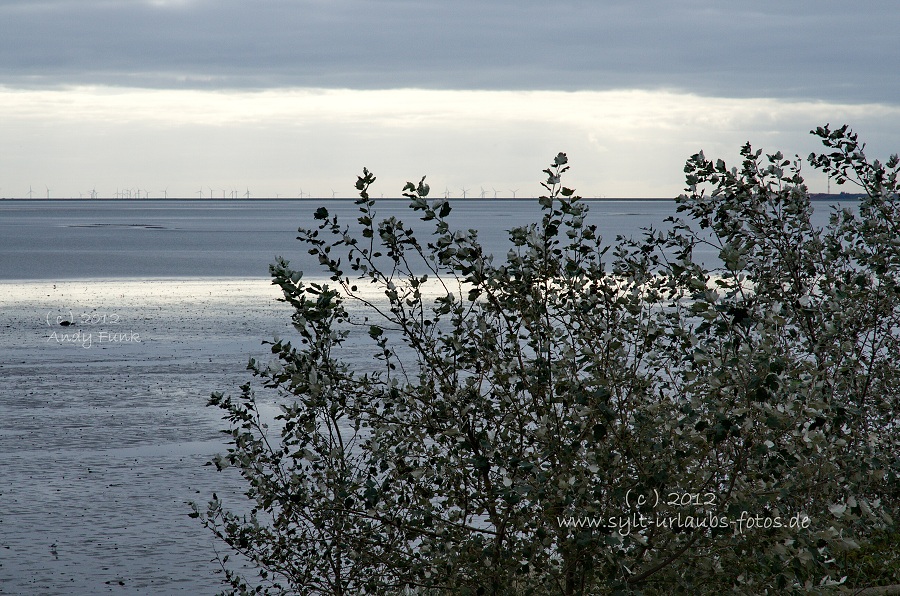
[{"xmin": 193, "ymin": 125, "xmax": 900, "ymax": 595}]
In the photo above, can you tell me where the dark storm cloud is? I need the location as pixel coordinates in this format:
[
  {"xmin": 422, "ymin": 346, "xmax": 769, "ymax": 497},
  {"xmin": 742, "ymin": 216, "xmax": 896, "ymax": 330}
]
[{"xmin": 0, "ymin": 0, "xmax": 896, "ymax": 103}]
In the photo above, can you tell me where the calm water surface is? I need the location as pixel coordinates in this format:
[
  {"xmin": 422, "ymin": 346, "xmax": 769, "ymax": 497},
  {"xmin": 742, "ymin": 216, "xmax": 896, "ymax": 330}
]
[{"xmin": 0, "ymin": 198, "xmax": 692, "ymax": 279}]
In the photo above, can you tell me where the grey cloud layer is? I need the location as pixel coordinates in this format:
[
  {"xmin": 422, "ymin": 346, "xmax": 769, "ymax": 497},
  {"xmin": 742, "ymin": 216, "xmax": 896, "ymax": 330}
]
[{"xmin": 1, "ymin": 0, "xmax": 895, "ymax": 103}]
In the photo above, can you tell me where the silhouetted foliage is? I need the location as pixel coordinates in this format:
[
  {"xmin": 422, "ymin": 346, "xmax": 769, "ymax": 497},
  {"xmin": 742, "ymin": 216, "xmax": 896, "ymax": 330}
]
[{"xmin": 194, "ymin": 126, "xmax": 900, "ymax": 595}]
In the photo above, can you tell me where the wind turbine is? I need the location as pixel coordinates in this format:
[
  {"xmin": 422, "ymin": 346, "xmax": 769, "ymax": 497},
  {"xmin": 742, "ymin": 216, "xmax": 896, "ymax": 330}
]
[
  {"xmin": 331, "ymin": 189, "xmax": 337, "ymax": 199},
  {"xmin": 460, "ymin": 187, "xmax": 469, "ymax": 199},
  {"xmin": 197, "ymin": 188, "xmax": 204, "ymax": 199},
  {"xmin": 492, "ymin": 187, "xmax": 498, "ymax": 199},
  {"xmin": 160, "ymin": 187, "xmax": 168, "ymax": 199},
  {"xmin": 45, "ymin": 186, "xmax": 51, "ymax": 199},
  {"xmin": 244, "ymin": 188, "xmax": 251, "ymax": 199},
  {"xmin": 27, "ymin": 185, "xmax": 34, "ymax": 199},
  {"xmin": 479, "ymin": 187, "xmax": 486, "ymax": 199},
  {"xmin": 509, "ymin": 188, "xmax": 519, "ymax": 199},
  {"xmin": 443, "ymin": 187, "xmax": 450, "ymax": 199}
]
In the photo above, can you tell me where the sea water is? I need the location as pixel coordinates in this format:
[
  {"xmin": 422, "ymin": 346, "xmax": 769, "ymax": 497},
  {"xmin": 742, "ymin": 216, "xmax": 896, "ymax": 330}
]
[
  {"xmin": 0, "ymin": 198, "xmax": 694, "ymax": 279},
  {"xmin": 0, "ymin": 198, "xmax": 853, "ymax": 593}
]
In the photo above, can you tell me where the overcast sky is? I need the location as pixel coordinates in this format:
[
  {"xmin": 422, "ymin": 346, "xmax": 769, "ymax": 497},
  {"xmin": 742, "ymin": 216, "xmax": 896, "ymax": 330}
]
[{"xmin": 1, "ymin": 0, "xmax": 898, "ymax": 198}]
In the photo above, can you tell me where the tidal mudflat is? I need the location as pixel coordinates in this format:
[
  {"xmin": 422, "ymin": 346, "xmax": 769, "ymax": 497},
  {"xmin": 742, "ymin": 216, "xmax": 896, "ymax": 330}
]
[{"xmin": 0, "ymin": 279, "xmax": 295, "ymax": 594}]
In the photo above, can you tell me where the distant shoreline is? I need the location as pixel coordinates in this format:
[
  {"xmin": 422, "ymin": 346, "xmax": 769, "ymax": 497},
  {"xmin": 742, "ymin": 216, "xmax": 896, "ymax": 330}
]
[
  {"xmin": 0, "ymin": 194, "xmax": 865, "ymax": 202},
  {"xmin": 0, "ymin": 196, "xmax": 672, "ymax": 201},
  {"xmin": 808, "ymin": 192, "xmax": 867, "ymax": 201}
]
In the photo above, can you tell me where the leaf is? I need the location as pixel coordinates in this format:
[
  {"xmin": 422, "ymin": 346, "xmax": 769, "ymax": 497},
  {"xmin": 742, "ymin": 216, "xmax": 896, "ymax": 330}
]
[{"xmin": 417, "ymin": 176, "xmax": 430, "ymax": 197}]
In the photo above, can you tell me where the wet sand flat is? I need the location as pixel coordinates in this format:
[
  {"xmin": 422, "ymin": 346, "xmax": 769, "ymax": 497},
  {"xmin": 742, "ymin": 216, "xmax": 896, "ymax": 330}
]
[{"xmin": 1, "ymin": 279, "xmax": 295, "ymax": 594}]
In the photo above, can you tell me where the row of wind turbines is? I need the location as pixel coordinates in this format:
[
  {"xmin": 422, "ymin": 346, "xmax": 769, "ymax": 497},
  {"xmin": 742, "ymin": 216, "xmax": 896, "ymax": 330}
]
[
  {"xmin": 23, "ymin": 185, "xmax": 160, "ymax": 199},
  {"xmin": 18, "ymin": 185, "xmax": 525, "ymax": 200},
  {"xmin": 444, "ymin": 187, "xmax": 520, "ymax": 199},
  {"xmin": 22, "ymin": 185, "xmax": 246, "ymax": 199}
]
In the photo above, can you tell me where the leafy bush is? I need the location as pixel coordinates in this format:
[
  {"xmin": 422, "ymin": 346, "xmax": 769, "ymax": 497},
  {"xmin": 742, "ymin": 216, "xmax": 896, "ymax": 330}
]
[{"xmin": 193, "ymin": 125, "xmax": 900, "ymax": 595}]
